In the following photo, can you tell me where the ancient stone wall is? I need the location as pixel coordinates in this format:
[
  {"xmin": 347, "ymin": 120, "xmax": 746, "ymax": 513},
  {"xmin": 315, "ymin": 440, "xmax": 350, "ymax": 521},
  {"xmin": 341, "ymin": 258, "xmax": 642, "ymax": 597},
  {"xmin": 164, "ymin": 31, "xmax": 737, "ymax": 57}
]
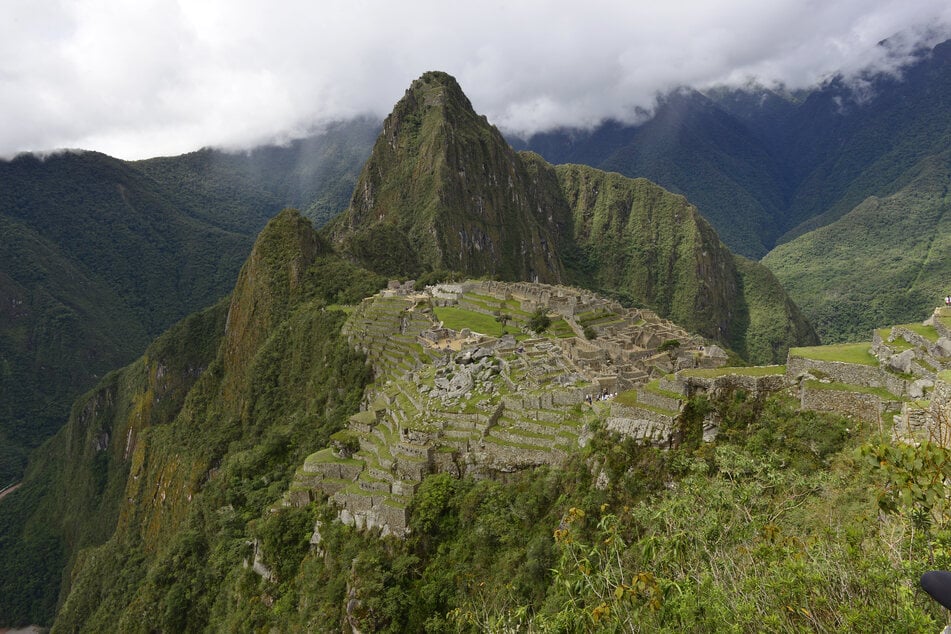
[
  {"xmin": 636, "ymin": 389, "xmax": 682, "ymax": 412},
  {"xmin": 786, "ymin": 356, "xmax": 906, "ymax": 397},
  {"xmin": 895, "ymin": 402, "xmax": 934, "ymax": 443},
  {"xmin": 605, "ymin": 409, "xmax": 674, "ymax": 446},
  {"xmin": 799, "ymin": 386, "xmax": 882, "ymax": 422},
  {"xmin": 683, "ymin": 372, "xmax": 787, "ymax": 399},
  {"xmin": 927, "ymin": 379, "xmax": 951, "ymax": 446}
]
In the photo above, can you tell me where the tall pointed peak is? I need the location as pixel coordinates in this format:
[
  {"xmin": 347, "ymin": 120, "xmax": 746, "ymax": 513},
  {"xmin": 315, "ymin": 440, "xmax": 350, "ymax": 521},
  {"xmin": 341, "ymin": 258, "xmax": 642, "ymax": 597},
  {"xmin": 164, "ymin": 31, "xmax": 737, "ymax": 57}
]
[
  {"xmin": 328, "ymin": 72, "xmax": 564, "ymax": 283},
  {"xmin": 402, "ymin": 71, "xmax": 472, "ymax": 109}
]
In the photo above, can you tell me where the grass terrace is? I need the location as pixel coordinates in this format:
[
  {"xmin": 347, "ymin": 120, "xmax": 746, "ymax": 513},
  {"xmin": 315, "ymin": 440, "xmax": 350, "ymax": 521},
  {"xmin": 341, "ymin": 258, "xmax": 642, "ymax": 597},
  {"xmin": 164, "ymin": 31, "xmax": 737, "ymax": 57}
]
[
  {"xmin": 642, "ymin": 380, "xmax": 685, "ymax": 400},
  {"xmin": 790, "ymin": 343, "xmax": 878, "ymax": 366},
  {"xmin": 614, "ymin": 389, "xmax": 677, "ymax": 413},
  {"xmin": 434, "ymin": 306, "xmax": 520, "ymax": 337},
  {"xmin": 546, "ymin": 317, "xmax": 576, "ymax": 338},
  {"xmin": 876, "ymin": 328, "xmax": 914, "ymax": 351},
  {"xmin": 303, "ymin": 449, "xmax": 363, "ymax": 469}
]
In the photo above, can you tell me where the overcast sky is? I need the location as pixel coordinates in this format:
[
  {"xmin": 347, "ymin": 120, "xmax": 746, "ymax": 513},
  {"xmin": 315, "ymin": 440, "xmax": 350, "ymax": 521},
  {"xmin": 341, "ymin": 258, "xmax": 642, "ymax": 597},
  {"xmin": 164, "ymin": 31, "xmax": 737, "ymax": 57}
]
[{"xmin": 2, "ymin": 0, "xmax": 950, "ymax": 160}]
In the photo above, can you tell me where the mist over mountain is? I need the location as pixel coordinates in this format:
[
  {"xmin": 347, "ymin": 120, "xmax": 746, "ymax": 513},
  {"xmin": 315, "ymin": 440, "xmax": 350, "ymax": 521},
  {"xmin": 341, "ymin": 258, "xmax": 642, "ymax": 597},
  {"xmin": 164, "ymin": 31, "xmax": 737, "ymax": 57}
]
[{"xmin": 513, "ymin": 38, "xmax": 951, "ymax": 263}]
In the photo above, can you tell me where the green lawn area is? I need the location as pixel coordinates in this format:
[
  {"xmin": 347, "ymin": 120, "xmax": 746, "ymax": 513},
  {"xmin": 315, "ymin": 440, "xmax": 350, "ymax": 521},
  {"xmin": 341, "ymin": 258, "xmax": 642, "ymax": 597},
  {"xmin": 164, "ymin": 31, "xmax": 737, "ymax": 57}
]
[
  {"xmin": 642, "ymin": 380, "xmax": 684, "ymax": 400},
  {"xmin": 790, "ymin": 343, "xmax": 878, "ymax": 366},
  {"xmin": 325, "ymin": 304, "xmax": 356, "ymax": 314},
  {"xmin": 434, "ymin": 306, "xmax": 520, "ymax": 337},
  {"xmin": 678, "ymin": 365, "xmax": 786, "ymax": 378},
  {"xmin": 614, "ymin": 390, "xmax": 678, "ymax": 416},
  {"xmin": 546, "ymin": 317, "xmax": 576, "ymax": 338},
  {"xmin": 303, "ymin": 449, "xmax": 362, "ymax": 469},
  {"xmin": 615, "ymin": 390, "xmax": 639, "ymax": 407}
]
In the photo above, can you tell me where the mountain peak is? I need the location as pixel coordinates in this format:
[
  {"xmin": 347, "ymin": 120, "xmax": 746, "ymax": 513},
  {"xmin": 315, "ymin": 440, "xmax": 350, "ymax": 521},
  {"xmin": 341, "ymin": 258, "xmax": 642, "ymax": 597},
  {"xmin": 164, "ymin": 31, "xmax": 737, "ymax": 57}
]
[
  {"xmin": 383, "ymin": 71, "xmax": 475, "ymax": 137},
  {"xmin": 406, "ymin": 70, "xmax": 469, "ymax": 103},
  {"xmin": 328, "ymin": 72, "xmax": 564, "ymax": 282}
]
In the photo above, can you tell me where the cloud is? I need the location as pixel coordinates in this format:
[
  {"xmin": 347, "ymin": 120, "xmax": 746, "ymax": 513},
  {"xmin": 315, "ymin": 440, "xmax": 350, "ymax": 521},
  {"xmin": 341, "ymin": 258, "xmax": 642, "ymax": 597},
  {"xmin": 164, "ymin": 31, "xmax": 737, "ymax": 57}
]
[{"xmin": 1, "ymin": 0, "xmax": 949, "ymax": 159}]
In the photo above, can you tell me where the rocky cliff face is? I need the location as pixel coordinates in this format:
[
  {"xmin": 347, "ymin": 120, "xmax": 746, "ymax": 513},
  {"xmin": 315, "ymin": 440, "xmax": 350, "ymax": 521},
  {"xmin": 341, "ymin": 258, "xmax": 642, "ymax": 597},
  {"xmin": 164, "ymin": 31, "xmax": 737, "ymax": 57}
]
[
  {"xmin": 556, "ymin": 164, "xmax": 741, "ymax": 342},
  {"xmin": 555, "ymin": 163, "xmax": 818, "ymax": 362}
]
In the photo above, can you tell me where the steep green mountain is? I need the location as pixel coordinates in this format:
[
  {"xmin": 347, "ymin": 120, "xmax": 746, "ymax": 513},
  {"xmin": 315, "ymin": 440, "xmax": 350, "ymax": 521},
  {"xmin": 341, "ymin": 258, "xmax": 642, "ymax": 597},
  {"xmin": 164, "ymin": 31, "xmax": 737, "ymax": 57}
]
[
  {"xmin": 763, "ymin": 151, "xmax": 951, "ymax": 343},
  {"xmin": 0, "ymin": 210, "xmax": 383, "ymax": 627},
  {"xmin": 552, "ymin": 163, "xmax": 815, "ymax": 361},
  {"xmin": 774, "ymin": 39, "xmax": 951, "ymax": 242},
  {"xmin": 0, "ymin": 151, "xmax": 252, "ymax": 482},
  {"xmin": 512, "ymin": 90, "xmax": 792, "ymax": 258},
  {"xmin": 0, "ymin": 215, "xmax": 146, "ymax": 484},
  {"xmin": 327, "ymin": 72, "xmax": 565, "ymax": 282},
  {"xmin": 329, "ymin": 72, "xmax": 815, "ymax": 362},
  {"xmin": 0, "ymin": 125, "xmax": 376, "ymax": 482}
]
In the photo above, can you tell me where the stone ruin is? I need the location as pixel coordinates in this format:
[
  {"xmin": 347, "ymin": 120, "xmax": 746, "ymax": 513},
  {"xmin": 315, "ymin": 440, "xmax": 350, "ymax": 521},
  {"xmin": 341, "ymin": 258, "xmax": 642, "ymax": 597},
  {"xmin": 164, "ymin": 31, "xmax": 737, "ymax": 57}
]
[
  {"xmin": 278, "ymin": 289, "xmax": 951, "ymax": 539},
  {"xmin": 787, "ymin": 307, "xmax": 951, "ymax": 445},
  {"xmin": 284, "ymin": 280, "xmax": 730, "ymax": 537}
]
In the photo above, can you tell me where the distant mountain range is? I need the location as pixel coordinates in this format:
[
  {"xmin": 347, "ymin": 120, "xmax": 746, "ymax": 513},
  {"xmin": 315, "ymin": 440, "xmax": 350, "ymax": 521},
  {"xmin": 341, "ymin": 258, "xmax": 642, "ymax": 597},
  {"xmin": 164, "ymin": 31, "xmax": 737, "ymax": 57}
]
[{"xmin": 513, "ymin": 39, "xmax": 951, "ymax": 261}]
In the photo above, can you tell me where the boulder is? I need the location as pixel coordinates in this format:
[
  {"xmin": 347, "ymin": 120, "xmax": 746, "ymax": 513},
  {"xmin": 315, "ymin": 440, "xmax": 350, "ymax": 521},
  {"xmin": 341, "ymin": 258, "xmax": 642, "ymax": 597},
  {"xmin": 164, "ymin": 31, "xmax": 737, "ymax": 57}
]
[
  {"xmin": 910, "ymin": 378, "xmax": 934, "ymax": 399},
  {"xmin": 888, "ymin": 349, "xmax": 916, "ymax": 374}
]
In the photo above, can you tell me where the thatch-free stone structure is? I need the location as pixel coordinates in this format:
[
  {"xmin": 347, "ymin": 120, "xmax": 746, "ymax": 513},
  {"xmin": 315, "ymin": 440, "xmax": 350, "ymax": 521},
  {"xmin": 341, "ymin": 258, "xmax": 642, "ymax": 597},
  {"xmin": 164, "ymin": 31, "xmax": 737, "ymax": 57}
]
[{"xmin": 285, "ymin": 280, "xmax": 727, "ymax": 536}]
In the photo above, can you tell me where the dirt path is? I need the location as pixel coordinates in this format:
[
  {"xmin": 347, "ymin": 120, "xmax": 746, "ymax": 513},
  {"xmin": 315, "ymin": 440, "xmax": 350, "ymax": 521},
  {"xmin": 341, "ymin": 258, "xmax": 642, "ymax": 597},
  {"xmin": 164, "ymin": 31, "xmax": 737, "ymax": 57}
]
[{"xmin": 0, "ymin": 483, "xmax": 21, "ymax": 503}]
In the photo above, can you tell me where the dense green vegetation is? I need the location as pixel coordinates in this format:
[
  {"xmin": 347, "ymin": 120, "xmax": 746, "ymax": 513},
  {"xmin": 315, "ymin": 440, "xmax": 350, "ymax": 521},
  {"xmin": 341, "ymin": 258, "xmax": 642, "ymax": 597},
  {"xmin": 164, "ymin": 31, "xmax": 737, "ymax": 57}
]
[
  {"xmin": 0, "ymin": 210, "xmax": 383, "ymax": 628},
  {"xmin": 0, "ymin": 122, "xmax": 376, "ymax": 482},
  {"xmin": 765, "ymin": 151, "xmax": 951, "ymax": 343},
  {"xmin": 0, "ymin": 151, "xmax": 251, "ymax": 482},
  {"xmin": 554, "ymin": 163, "xmax": 817, "ymax": 363},
  {"xmin": 23, "ymin": 361, "xmax": 951, "ymax": 630},
  {"xmin": 790, "ymin": 343, "xmax": 879, "ymax": 366}
]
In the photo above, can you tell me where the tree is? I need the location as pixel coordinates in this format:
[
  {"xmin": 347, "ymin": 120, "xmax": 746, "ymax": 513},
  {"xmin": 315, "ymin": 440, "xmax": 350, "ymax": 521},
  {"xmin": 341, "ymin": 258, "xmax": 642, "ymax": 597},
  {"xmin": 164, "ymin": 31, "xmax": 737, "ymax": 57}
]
[{"xmin": 527, "ymin": 308, "xmax": 551, "ymax": 334}]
